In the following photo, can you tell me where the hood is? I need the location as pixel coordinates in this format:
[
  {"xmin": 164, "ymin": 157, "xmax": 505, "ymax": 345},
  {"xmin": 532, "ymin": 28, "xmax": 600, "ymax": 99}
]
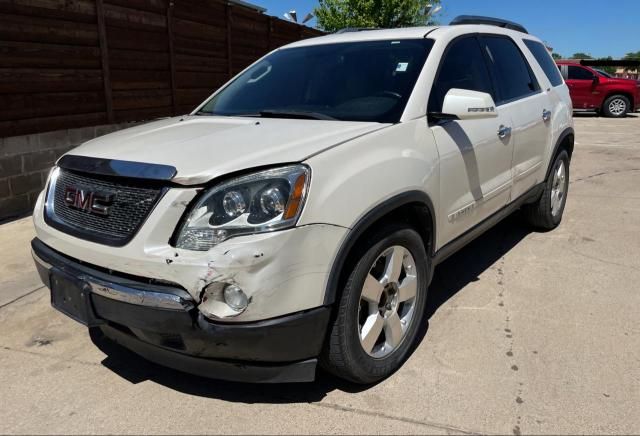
[
  {"xmin": 602, "ymin": 76, "xmax": 639, "ymax": 87},
  {"xmin": 66, "ymin": 116, "xmax": 387, "ymax": 185}
]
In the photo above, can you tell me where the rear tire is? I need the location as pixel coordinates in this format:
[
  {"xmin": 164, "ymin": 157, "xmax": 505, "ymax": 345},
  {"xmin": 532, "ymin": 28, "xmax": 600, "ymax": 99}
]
[
  {"xmin": 602, "ymin": 95, "xmax": 630, "ymax": 118},
  {"xmin": 523, "ymin": 150, "xmax": 570, "ymax": 230},
  {"xmin": 320, "ymin": 223, "xmax": 429, "ymax": 384}
]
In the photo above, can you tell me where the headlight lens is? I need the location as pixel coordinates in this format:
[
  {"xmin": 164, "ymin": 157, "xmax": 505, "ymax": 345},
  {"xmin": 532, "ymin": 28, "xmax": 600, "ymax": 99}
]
[{"xmin": 175, "ymin": 165, "xmax": 310, "ymax": 251}]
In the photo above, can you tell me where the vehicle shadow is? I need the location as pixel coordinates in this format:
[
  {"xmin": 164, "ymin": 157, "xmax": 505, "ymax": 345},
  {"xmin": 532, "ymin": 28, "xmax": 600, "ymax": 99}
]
[
  {"xmin": 425, "ymin": 213, "xmax": 531, "ymax": 319},
  {"xmin": 92, "ymin": 213, "xmax": 532, "ymax": 403},
  {"xmin": 91, "ymin": 329, "xmax": 367, "ymax": 403}
]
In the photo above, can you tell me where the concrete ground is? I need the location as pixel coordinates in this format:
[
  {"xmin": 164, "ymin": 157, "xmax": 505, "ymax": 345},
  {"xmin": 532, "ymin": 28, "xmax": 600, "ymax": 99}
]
[{"xmin": 1, "ymin": 114, "xmax": 639, "ymax": 435}]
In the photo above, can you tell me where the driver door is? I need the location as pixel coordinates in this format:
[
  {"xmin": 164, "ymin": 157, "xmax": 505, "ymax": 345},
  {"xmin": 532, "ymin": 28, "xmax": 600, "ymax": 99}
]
[{"xmin": 566, "ymin": 65, "xmax": 598, "ymax": 110}]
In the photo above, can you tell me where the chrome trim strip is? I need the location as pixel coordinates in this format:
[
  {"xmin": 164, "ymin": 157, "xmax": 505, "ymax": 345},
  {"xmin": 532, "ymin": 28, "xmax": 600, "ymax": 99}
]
[
  {"xmin": 90, "ymin": 281, "xmax": 195, "ymax": 311},
  {"xmin": 32, "ymin": 249, "xmax": 52, "ymax": 270},
  {"xmin": 33, "ymin": 246, "xmax": 194, "ymax": 311},
  {"xmin": 58, "ymin": 155, "xmax": 177, "ymax": 181}
]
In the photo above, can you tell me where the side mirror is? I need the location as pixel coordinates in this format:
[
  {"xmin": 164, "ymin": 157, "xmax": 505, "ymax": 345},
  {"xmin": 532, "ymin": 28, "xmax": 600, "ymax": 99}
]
[
  {"xmin": 592, "ymin": 75, "xmax": 600, "ymax": 85},
  {"xmin": 432, "ymin": 88, "xmax": 498, "ymax": 121}
]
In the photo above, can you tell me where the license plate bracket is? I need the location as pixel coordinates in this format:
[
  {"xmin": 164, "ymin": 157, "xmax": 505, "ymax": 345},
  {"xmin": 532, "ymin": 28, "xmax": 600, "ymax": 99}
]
[{"xmin": 50, "ymin": 270, "xmax": 102, "ymax": 327}]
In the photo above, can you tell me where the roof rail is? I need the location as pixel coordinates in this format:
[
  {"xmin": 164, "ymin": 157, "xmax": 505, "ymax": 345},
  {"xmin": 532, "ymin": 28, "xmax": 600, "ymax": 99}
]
[
  {"xmin": 334, "ymin": 27, "xmax": 380, "ymax": 34},
  {"xmin": 450, "ymin": 15, "xmax": 528, "ymax": 34}
]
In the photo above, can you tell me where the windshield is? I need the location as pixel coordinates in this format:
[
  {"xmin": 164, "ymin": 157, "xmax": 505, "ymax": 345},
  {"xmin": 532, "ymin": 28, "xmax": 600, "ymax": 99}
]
[
  {"xmin": 197, "ymin": 39, "xmax": 434, "ymax": 123},
  {"xmin": 595, "ymin": 69, "xmax": 612, "ymax": 78}
]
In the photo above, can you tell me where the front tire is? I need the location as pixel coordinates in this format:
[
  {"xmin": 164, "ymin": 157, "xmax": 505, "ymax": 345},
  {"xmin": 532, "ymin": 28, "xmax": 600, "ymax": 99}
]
[
  {"xmin": 602, "ymin": 95, "xmax": 630, "ymax": 118},
  {"xmin": 320, "ymin": 223, "xmax": 429, "ymax": 384},
  {"xmin": 523, "ymin": 149, "xmax": 570, "ymax": 230}
]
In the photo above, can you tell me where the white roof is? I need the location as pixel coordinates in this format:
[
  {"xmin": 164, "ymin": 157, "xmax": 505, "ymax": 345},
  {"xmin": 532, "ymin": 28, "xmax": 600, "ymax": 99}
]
[
  {"xmin": 285, "ymin": 24, "xmax": 537, "ymax": 49},
  {"xmin": 286, "ymin": 27, "xmax": 438, "ymax": 48}
]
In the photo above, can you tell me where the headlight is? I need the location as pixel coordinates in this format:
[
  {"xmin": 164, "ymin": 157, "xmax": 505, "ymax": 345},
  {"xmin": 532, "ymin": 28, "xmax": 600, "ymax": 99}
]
[{"xmin": 175, "ymin": 165, "xmax": 310, "ymax": 251}]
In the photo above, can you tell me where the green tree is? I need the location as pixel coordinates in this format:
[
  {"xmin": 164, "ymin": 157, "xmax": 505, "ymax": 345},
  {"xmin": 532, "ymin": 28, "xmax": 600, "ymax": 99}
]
[
  {"xmin": 314, "ymin": 0, "xmax": 442, "ymax": 32},
  {"xmin": 551, "ymin": 53, "xmax": 562, "ymax": 60},
  {"xmin": 571, "ymin": 52, "xmax": 593, "ymax": 59}
]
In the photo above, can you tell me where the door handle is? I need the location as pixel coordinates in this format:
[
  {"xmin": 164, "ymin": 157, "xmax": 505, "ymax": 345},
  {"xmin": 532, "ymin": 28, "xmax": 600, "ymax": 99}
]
[
  {"xmin": 498, "ymin": 125, "xmax": 512, "ymax": 139},
  {"xmin": 542, "ymin": 109, "xmax": 552, "ymax": 122}
]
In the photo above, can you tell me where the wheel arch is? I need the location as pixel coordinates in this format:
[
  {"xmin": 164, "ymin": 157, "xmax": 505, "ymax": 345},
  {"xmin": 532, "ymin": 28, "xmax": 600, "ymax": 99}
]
[
  {"xmin": 323, "ymin": 191, "xmax": 436, "ymax": 306},
  {"xmin": 545, "ymin": 127, "xmax": 574, "ymax": 180}
]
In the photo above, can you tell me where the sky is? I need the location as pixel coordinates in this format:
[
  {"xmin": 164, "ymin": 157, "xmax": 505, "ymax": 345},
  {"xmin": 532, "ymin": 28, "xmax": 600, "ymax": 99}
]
[{"xmin": 256, "ymin": 0, "xmax": 640, "ymax": 58}]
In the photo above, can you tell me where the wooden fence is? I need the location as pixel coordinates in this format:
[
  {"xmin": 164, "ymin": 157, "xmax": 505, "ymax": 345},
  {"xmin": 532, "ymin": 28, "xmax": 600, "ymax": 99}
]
[{"xmin": 0, "ymin": 0, "xmax": 323, "ymax": 138}]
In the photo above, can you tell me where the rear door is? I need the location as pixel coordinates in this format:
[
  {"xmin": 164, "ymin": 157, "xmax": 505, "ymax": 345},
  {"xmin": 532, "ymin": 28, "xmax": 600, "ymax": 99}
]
[
  {"xmin": 429, "ymin": 35, "xmax": 514, "ymax": 246},
  {"xmin": 566, "ymin": 65, "xmax": 599, "ymax": 109},
  {"xmin": 480, "ymin": 35, "xmax": 553, "ymax": 201}
]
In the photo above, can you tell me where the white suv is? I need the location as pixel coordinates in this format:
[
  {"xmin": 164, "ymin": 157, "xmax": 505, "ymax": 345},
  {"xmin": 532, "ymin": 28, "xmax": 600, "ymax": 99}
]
[{"xmin": 32, "ymin": 16, "xmax": 574, "ymax": 384}]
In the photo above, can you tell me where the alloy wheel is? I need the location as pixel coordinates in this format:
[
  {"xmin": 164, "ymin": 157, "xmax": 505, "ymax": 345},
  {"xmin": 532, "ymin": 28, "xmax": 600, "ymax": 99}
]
[
  {"xmin": 550, "ymin": 159, "xmax": 567, "ymax": 217},
  {"xmin": 608, "ymin": 98, "xmax": 627, "ymax": 116},
  {"xmin": 357, "ymin": 246, "xmax": 419, "ymax": 358}
]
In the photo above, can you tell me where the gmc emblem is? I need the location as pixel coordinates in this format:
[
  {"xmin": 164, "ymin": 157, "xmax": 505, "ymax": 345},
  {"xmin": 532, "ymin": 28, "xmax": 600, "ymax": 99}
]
[{"xmin": 64, "ymin": 186, "xmax": 115, "ymax": 216}]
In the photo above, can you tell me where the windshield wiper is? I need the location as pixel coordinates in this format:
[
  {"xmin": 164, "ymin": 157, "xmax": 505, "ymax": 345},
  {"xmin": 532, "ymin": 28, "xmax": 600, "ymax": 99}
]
[
  {"xmin": 257, "ymin": 110, "xmax": 337, "ymax": 121},
  {"xmin": 196, "ymin": 110, "xmax": 337, "ymax": 121}
]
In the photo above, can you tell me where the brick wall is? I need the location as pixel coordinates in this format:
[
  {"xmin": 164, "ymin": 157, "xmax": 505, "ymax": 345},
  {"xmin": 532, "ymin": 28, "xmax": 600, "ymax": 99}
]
[{"xmin": 0, "ymin": 123, "xmax": 134, "ymax": 221}]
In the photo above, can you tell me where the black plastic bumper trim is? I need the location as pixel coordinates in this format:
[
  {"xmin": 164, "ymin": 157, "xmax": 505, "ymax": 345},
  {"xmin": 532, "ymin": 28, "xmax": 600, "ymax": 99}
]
[
  {"xmin": 98, "ymin": 324, "xmax": 318, "ymax": 383},
  {"xmin": 31, "ymin": 238, "xmax": 331, "ymax": 378}
]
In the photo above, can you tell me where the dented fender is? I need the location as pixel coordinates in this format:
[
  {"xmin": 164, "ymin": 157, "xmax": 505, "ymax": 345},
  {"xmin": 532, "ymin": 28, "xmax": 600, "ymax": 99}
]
[{"xmin": 172, "ymin": 224, "xmax": 348, "ymax": 322}]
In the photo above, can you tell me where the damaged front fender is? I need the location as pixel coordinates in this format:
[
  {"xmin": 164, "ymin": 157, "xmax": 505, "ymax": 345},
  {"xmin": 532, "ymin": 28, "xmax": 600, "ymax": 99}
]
[{"xmin": 169, "ymin": 224, "xmax": 348, "ymax": 322}]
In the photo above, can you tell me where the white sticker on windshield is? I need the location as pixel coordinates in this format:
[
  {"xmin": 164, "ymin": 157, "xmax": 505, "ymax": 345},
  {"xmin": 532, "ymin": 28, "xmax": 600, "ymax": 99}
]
[{"xmin": 396, "ymin": 62, "xmax": 409, "ymax": 72}]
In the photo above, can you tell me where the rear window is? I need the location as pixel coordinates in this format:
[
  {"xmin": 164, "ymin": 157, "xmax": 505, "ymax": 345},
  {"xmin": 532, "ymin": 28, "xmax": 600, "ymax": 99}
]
[{"xmin": 524, "ymin": 40, "xmax": 564, "ymax": 87}]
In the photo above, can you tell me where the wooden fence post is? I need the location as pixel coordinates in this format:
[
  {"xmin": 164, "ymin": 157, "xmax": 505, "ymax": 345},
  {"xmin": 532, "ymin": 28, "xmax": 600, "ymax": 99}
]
[
  {"xmin": 95, "ymin": 0, "xmax": 114, "ymax": 124},
  {"xmin": 167, "ymin": 1, "xmax": 177, "ymax": 116}
]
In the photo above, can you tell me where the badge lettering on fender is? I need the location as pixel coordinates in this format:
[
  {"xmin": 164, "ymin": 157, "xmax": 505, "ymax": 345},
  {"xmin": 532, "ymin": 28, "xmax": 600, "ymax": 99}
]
[{"xmin": 468, "ymin": 106, "xmax": 495, "ymax": 113}]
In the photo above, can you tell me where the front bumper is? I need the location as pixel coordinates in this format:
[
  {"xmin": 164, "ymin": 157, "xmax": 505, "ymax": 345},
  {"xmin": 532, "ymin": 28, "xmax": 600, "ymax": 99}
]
[
  {"xmin": 32, "ymin": 238, "xmax": 331, "ymax": 383},
  {"xmin": 33, "ymin": 188, "xmax": 347, "ymax": 322}
]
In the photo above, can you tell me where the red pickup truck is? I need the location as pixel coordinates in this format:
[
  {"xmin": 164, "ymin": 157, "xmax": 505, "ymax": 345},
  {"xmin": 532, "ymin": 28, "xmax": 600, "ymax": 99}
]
[{"xmin": 557, "ymin": 61, "xmax": 640, "ymax": 117}]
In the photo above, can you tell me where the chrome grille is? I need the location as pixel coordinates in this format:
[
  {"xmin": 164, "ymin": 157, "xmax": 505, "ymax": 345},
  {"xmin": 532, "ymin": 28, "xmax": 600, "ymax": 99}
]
[{"xmin": 46, "ymin": 169, "xmax": 164, "ymax": 246}]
